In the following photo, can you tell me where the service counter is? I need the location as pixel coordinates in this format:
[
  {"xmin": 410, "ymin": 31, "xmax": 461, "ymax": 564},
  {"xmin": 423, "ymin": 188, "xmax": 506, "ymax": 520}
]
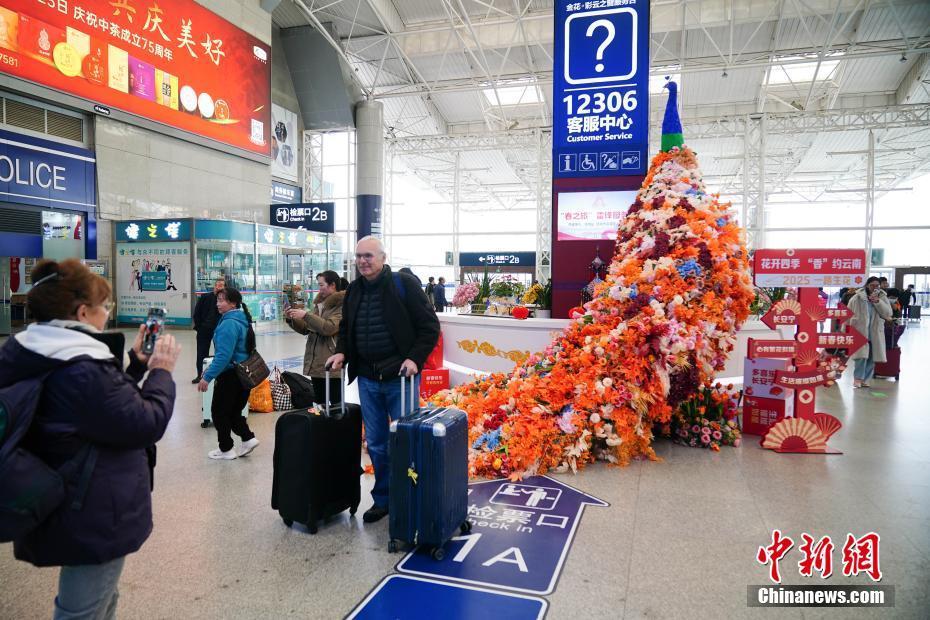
[{"xmin": 438, "ymin": 313, "xmax": 791, "ymax": 386}]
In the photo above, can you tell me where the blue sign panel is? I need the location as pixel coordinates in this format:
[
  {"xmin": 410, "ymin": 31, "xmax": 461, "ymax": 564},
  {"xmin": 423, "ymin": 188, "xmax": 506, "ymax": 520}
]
[
  {"xmin": 348, "ymin": 575, "xmax": 547, "ymax": 620},
  {"xmin": 460, "ymin": 252, "xmax": 536, "ymax": 268},
  {"xmin": 270, "ymin": 203, "xmax": 335, "ymax": 234},
  {"xmin": 140, "ymin": 271, "xmax": 168, "ymax": 291},
  {"xmin": 116, "ymin": 219, "xmax": 192, "ymax": 243},
  {"xmin": 397, "ymin": 476, "xmax": 607, "ymax": 595},
  {"xmin": 270, "ymin": 180, "xmax": 302, "ymax": 205},
  {"xmin": 194, "ymin": 220, "xmax": 256, "ymax": 243},
  {"xmin": 553, "ymin": 1, "xmax": 649, "ymax": 178},
  {"xmin": 0, "ymin": 129, "xmax": 96, "ymax": 211}
]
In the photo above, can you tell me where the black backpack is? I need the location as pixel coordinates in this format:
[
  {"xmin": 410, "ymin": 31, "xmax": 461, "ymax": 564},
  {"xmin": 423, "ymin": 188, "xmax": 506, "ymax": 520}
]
[
  {"xmin": 281, "ymin": 372, "xmax": 316, "ymax": 409},
  {"xmin": 0, "ymin": 367, "xmax": 97, "ymax": 543}
]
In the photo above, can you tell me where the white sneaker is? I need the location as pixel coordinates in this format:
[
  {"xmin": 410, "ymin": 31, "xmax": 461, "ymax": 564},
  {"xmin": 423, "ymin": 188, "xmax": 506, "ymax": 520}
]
[
  {"xmin": 238, "ymin": 438, "xmax": 260, "ymax": 457},
  {"xmin": 208, "ymin": 448, "xmax": 238, "ymax": 460}
]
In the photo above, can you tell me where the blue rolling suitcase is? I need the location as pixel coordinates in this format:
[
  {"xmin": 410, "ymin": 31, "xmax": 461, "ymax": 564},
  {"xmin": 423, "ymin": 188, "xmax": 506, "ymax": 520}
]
[{"xmin": 388, "ymin": 374, "xmax": 471, "ymax": 559}]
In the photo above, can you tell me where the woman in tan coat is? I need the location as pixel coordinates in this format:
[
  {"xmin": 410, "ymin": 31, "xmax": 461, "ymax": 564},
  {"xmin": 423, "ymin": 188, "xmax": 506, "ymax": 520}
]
[
  {"xmin": 284, "ymin": 270, "xmax": 346, "ymax": 403},
  {"xmin": 846, "ymin": 276, "xmax": 893, "ymax": 388}
]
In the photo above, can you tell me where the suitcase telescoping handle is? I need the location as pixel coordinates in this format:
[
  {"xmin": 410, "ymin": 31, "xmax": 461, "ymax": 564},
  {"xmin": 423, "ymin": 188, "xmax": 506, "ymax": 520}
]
[
  {"xmin": 399, "ymin": 367, "xmax": 419, "ymax": 417},
  {"xmin": 323, "ymin": 362, "xmax": 345, "ymax": 418}
]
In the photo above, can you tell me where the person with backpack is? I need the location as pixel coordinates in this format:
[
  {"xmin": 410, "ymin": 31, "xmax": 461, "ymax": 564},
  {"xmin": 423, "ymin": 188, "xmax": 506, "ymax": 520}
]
[
  {"xmin": 197, "ymin": 287, "xmax": 260, "ymax": 460},
  {"xmin": 284, "ymin": 270, "xmax": 347, "ymax": 404},
  {"xmin": 0, "ymin": 258, "xmax": 180, "ymax": 620},
  {"xmin": 425, "ymin": 277, "xmax": 436, "ymax": 311},
  {"xmin": 325, "ymin": 236, "xmax": 439, "ymax": 523}
]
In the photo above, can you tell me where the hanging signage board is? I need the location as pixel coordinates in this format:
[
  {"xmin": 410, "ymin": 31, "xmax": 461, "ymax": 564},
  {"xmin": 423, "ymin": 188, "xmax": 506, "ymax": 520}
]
[
  {"xmin": 270, "ymin": 180, "xmax": 301, "ymax": 205},
  {"xmin": 271, "ymin": 104, "xmax": 298, "ymax": 181},
  {"xmin": 752, "ymin": 249, "xmax": 867, "ymax": 288},
  {"xmin": 270, "ymin": 202, "xmax": 334, "ymax": 234},
  {"xmin": 0, "ymin": 0, "xmax": 271, "ymax": 157},
  {"xmin": 459, "ymin": 252, "xmax": 536, "ymax": 268},
  {"xmin": 553, "ymin": 0, "xmax": 650, "ymax": 178}
]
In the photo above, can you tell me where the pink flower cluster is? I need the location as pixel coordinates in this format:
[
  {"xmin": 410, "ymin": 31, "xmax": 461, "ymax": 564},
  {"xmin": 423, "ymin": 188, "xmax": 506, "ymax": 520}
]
[{"xmin": 452, "ymin": 282, "xmax": 479, "ymax": 307}]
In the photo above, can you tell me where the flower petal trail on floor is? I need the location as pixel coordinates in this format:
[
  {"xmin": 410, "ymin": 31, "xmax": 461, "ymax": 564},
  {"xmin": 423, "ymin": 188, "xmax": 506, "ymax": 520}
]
[{"xmin": 432, "ymin": 82, "xmax": 755, "ymax": 480}]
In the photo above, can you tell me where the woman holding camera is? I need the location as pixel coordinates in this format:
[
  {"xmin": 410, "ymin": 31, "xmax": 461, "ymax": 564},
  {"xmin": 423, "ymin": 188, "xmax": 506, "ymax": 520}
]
[
  {"xmin": 0, "ymin": 258, "xmax": 180, "ymax": 619},
  {"xmin": 847, "ymin": 276, "xmax": 893, "ymax": 388},
  {"xmin": 198, "ymin": 288, "xmax": 259, "ymax": 460}
]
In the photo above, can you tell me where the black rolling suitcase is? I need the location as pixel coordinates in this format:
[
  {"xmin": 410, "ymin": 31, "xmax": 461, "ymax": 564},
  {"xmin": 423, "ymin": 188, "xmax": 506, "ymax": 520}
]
[
  {"xmin": 271, "ymin": 373, "xmax": 361, "ymax": 533},
  {"xmin": 388, "ymin": 373, "xmax": 471, "ymax": 558}
]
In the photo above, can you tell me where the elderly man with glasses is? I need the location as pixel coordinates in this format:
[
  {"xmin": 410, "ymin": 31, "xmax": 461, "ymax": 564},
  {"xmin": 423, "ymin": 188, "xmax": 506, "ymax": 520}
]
[{"xmin": 326, "ymin": 235, "xmax": 440, "ymax": 523}]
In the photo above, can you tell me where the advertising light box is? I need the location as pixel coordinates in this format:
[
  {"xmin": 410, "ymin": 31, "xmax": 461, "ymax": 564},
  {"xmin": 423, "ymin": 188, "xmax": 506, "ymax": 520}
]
[
  {"xmin": 557, "ymin": 190, "xmax": 637, "ymax": 241},
  {"xmin": 0, "ymin": 0, "xmax": 271, "ymax": 157}
]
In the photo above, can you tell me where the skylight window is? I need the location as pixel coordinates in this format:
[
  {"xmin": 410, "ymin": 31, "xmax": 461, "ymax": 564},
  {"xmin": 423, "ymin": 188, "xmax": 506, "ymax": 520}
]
[
  {"xmin": 482, "ymin": 80, "xmax": 544, "ymax": 106},
  {"xmin": 767, "ymin": 55, "xmax": 842, "ymax": 85}
]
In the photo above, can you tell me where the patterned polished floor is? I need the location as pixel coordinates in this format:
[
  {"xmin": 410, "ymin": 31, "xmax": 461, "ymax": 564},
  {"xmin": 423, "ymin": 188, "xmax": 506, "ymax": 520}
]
[{"xmin": 1, "ymin": 320, "xmax": 928, "ymax": 619}]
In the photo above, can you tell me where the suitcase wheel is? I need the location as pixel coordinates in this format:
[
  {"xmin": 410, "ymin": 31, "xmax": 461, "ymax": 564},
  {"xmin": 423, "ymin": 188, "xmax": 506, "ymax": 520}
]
[
  {"xmin": 308, "ymin": 522, "xmax": 318, "ymax": 535},
  {"xmin": 200, "ymin": 420, "xmax": 212, "ymax": 428},
  {"xmin": 282, "ymin": 517, "xmax": 293, "ymax": 527},
  {"xmin": 460, "ymin": 521, "xmax": 472, "ymax": 534},
  {"xmin": 388, "ymin": 540, "xmax": 398, "ymax": 554},
  {"xmin": 430, "ymin": 547, "xmax": 445, "ymax": 561}
]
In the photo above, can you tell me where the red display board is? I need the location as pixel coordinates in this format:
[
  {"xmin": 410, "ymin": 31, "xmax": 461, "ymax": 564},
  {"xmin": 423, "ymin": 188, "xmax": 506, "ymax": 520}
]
[
  {"xmin": 0, "ymin": 0, "xmax": 271, "ymax": 156},
  {"xmin": 742, "ymin": 395, "xmax": 789, "ymax": 437},
  {"xmin": 752, "ymin": 249, "xmax": 866, "ymax": 288},
  {"xmin": 420, "ymin": 368, "xmax": 450, "ymax": 399}
]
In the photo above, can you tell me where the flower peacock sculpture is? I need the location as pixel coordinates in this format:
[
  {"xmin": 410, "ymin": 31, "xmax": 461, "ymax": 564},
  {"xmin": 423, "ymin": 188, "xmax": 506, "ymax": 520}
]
[{"xmin": 432, "ymin": 82, "xmax": 755, "ymax": 479}]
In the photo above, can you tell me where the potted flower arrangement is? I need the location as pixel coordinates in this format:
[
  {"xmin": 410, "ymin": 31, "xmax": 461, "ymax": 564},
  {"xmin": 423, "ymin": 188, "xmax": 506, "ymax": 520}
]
[
  {"xmin": 468, "ymin": 268, "xmax": 492, "ymax": 314},
  {"xmin": 667, "ymin": 383, "xmax": 742, "ymax": 451},
  {"xmin": 522, "ymin": 280, "xmax": 552, "ymax": 318}
]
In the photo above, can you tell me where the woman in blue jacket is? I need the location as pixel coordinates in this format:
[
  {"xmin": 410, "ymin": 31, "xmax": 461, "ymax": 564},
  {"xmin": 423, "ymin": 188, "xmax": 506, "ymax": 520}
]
[
  {"xmin": 197, "ymin": 288, "xmax": 259, "ymax": 460},
  {"xmin": 0, "ymin": 258, "xmax": 180, "ymax": 619}
]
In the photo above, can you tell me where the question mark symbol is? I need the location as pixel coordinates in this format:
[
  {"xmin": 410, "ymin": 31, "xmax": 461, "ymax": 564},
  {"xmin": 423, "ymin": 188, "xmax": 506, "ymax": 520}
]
[{"xmin": 586, "ymin": 19, "xmax": 616, "ymax": 73}]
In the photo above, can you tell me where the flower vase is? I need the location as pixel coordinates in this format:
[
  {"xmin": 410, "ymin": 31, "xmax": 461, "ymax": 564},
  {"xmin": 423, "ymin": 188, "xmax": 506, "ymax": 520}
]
[{"xmin": 535, "ymin": 309, "xmax": 551, "ymax": 319}]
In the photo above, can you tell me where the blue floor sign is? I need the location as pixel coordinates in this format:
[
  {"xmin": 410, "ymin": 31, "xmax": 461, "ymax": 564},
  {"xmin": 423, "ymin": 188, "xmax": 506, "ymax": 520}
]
[
  {"xmin": 347, "ymin": 575, "xmax": 547, "ymax": 620},
  {"xmin": 397, "ymin": 475, "xmax": 608, "ymax": 595}
]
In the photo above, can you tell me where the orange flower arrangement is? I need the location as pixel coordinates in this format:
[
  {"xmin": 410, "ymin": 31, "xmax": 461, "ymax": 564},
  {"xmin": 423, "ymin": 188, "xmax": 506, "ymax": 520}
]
[{"xmin": 432, "ymin": 82, "xmax": 754, "ymax": 479}]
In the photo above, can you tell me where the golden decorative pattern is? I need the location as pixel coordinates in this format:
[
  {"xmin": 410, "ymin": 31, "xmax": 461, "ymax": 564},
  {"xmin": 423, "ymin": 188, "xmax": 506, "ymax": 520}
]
[{"xmin": 457, "ymin": 339, "xmax": 531, "ymax": 365}]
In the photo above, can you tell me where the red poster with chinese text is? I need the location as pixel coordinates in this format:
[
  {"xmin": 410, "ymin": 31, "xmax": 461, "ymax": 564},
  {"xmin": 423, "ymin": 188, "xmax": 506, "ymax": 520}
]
[
  {"xmin": 753, "ymin": 249, "xmax": 867, "ymax": 288},
  {"xmin": 742, "ymin": 395, "xmax": 791, "ymax": 437},
  {"xmin": 0, "ymin": 0, "xmax": 271, "ymax": 156},
  {"xmin": 420, "ymin": 368, "xmax": 450, "ymax": 399}
]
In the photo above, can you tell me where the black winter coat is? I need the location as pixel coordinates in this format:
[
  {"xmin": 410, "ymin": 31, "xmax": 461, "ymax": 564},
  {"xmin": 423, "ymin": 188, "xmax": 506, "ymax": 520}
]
[
  {"xmin": 0, "ymin": 329, "xmax": 175, "ymax": 567},
  {"xmin": 193, "ymin": 292, "xmax": 220, "ymax": 333},
  {"xmin": 336, "ymin": 266, "xmax": 440, "ymax": 383}
]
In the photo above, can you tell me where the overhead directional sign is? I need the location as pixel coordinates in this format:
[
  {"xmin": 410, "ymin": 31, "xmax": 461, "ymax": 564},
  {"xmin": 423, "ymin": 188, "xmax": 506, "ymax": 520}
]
[
  {"xmin": 397, "ymin": 475, "xmax": 608, "ymax": 595},
  {"xmin": 553, "ymin": 0, "xmax": 650, "ymax": 178},
  {"xmin": 459, "ymin": 252, "xmax": 537, "ymax": 268},
  {"xmin": 347, "ymin": 575, "xmax": 547, "ymax": 620}
]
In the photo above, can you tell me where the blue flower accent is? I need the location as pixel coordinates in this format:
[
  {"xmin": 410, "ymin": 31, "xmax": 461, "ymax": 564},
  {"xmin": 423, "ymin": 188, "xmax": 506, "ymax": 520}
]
[
  {"xmin": 716, "ymin": 217, "xmax": 727, "ymax": 227},
  {"xmin": 472, "ymin": 427, "xmax": 502, "ymax": 451},
  {"xmin": 677, "ymin": 259, "xmax": 702, "ymax": 278},
  {"xmin": 629, "ymin": 284, "xmax": 638, "ymax": 299}
]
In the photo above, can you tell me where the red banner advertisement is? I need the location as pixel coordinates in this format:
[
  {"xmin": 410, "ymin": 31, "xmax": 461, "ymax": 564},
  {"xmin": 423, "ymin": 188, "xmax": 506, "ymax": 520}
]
[
  {"xmin": 747, "ymin": 338, "xmax": 798, "ymax": 359},
  {"xmin": 0, "ymin": 0, "xmax": 271, "ymax": 156},
  {"xmin": 752, "ymin": 249, "xmax": 866, "ymax": 288},
  {"xmin": 420, "ymin": 368, "xmax": 450, "ymax": 399}
]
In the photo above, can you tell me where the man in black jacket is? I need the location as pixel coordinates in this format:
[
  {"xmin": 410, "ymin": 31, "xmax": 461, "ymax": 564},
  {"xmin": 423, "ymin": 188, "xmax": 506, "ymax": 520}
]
[
  {"xmin": 326, "ymin": 236, "xmax": 440, "ymax": 523},
  {"xmin": 192, "ymin": 278, "xmax": 225, "ymax": 383}
]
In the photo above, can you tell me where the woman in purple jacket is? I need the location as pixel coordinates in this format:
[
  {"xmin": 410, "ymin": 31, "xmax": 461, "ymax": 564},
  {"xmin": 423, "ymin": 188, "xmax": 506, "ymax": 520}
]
[{"xmin": 0, "ymin": 259, "xmax": 180, "ymax": 619}]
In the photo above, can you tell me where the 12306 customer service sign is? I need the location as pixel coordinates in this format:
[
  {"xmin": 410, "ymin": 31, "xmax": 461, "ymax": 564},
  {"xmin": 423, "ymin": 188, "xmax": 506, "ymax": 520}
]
[{"xmin": 0, "ymin": 0, "xmax": 271, "ymax": 156}]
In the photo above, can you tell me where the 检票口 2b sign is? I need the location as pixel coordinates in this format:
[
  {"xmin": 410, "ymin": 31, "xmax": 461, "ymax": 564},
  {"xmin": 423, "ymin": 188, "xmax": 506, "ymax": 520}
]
[
  {"xmin": 0, "ymin": 0, "xmax": 271, "ymax": 157},
  {"xmin": 553, "ymin": 0, "xmax": 649, "ymax": 178},
  {"xmin": 752, "ymin": 249, "xmax": 867, "ymax": 288}
]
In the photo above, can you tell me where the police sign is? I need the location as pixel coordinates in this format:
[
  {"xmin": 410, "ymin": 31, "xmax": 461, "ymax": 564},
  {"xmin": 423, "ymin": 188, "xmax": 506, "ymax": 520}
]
[
  {"xmin": 553, "ymin": 0, "xmax": 650, "ymax": 178},
  {"xmin": 270, "ymin": 203, "xmax": 335, "ymax": 234}
]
